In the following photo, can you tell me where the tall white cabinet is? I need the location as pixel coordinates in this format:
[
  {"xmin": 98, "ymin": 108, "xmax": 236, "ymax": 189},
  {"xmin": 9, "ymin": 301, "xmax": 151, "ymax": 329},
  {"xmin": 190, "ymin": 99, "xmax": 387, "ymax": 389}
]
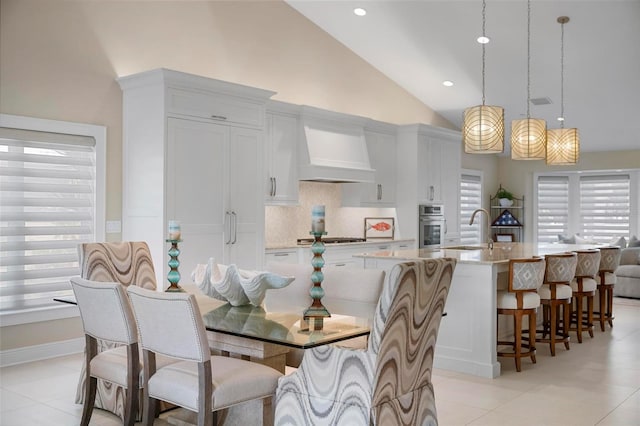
[
  {"xmin": 396, "ymin": 124, "xmax": 461, "ymax": 244},
  {"xmin": 265, "ymin": 101, "xmax": 300, "ymax": 205},
  {"xmin": 118, "ymin": 69, "xmax": 274, "ymax": 288}
]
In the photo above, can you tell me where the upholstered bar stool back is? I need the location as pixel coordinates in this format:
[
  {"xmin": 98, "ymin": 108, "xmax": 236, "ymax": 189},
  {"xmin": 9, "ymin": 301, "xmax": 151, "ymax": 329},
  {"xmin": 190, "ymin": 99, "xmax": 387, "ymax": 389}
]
[
  {"xmin": 497, "ymin": 257, "xmax": 546, "ymax": 372},
  {"xmin": 536, "ymin": 252, "xmax": 577, "ymax": 356},
  {"xmin": 595, "ymin": 246, "xmax": 622, "ymax": 331},
  {"xmin": 570, "ymin": 249, "xmax": 601, "ymax": 343}
]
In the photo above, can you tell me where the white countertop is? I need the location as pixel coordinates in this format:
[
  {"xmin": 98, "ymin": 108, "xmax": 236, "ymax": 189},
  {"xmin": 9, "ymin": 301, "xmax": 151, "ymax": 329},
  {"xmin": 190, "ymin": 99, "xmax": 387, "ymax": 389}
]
[
  {"xmin": 353, "ymin": 242, "xmax": 606, "ymax": 265},
  {"xmin": 265, "ymin": 239, "xmax": 415, "ymax": 251}
]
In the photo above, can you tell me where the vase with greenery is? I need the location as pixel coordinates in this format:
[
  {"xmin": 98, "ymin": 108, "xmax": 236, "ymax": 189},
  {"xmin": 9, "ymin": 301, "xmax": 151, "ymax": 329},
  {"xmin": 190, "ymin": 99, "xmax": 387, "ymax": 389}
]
[{"xmin": 496, "ymin": 187, "xmax": 514, "ymax": 207}]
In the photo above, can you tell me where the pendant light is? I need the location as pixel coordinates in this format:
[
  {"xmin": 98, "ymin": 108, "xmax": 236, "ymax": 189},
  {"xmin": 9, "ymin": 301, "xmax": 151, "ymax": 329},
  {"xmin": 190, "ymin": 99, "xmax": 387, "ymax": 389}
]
[
  {"xmin": 546, "ymin": 16, "xmax": 580, "ymax": 165},
  {"xmin": 511, "ymin": 0, "xmax": 546, "ymax": 160},
  {"xmin": 463, "ymin": 0, "xmax": 504, "ymax": 154}
]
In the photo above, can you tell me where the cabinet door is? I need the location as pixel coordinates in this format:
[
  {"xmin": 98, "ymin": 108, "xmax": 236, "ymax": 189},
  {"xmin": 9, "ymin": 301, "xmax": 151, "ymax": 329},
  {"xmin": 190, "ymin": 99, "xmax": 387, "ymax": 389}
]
[
  {"xmin": 440, "ymin": 139, "xmax": 461, "ymax": 237},
  {"xmin": 265, "ymin": 113, "xmax": 299, "ymax": 204},
  {"xmin": 167, "ymin": 118, "xmax": 227, "ymax": 281},
  {"xmin": 342, "ymin": 130, "xmax": 396, "ymax": 206},
  {"xmin": 228, "ymin": 126, "xmax": 263, "ymax": 269}
]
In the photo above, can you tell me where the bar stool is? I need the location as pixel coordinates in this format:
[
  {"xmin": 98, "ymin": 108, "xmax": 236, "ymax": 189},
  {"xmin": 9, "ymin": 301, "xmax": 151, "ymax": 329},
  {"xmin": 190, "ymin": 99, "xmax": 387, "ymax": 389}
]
[
  {"xmin": 497, "ymin": 257, "xmax": 546, "ymax": 372},
  {"xmin": 594, "ymin": 246, "xmax": 622, "ymax": 331},
  {"xmin": 537, "ymin": 252, "xmax": 577, "ymax": 356},
  {"xmin": 570, "ymin": 249, "xmax": 601, "ymax": 343}
]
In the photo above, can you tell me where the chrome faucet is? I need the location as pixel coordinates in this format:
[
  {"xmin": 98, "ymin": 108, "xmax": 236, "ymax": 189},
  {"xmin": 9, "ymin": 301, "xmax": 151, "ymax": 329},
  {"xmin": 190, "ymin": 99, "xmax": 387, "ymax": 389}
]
[{"xmin": 470, "ymin": 208, "xmax": 494, "ymax": 250}]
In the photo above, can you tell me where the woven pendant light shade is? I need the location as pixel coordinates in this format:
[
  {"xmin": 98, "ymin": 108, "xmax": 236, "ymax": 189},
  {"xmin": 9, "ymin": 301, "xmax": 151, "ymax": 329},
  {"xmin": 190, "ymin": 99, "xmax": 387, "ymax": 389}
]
[
  {"xmin": 510, "ymin": 118, "xmax": 547, "ymax": 160},
  {"xmin": 463, "ymin": 105, "xmax": 505, "ymax": 154},
  {"xmin": 546, "ymin": 128, "xmax": 579, "ymax": 165}
]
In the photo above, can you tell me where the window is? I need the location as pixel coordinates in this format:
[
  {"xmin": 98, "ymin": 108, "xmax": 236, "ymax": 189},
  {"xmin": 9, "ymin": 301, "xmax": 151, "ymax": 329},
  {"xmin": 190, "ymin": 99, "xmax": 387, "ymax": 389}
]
[
  {"xmin": 535, "ymin": 171, "xmax": 635, "ymax": 244},
  {"xmin": 0, "ymin": 114, "xmax": 105, "ymax": 322},
  {"xmin": 460, "ymin": 171, "xmax": 483, "ymax": 244},
  {"xmin": 536, "ymin": 176, "xmax": 569, "ymax": 243},
  {"xmin": 580, "ymin": 175, "xmax": 630, "ymax": 242}
]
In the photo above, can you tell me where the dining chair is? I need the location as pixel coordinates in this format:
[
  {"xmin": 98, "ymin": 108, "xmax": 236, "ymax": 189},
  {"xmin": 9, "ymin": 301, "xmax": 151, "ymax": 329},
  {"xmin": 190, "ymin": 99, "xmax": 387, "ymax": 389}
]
[
  {"xmin": 127, "ymin": 286, "xmax": 282, "ymax": 426},
  {"xmin": 74, "ymin": 241, "xmax": 157, "ymax": 421},
  {"xmin": 274, "ymin": 258, "xmax": 456, "ymax": 425},
  {"xmin": 594, "ymin": 246, "xmax": 622, "ymax": 331},
  {"xmin": 70, "ymin": 277, "xmax": 139, "ymax": 426},
  {"xmin": 497, "ymin": 257, "xmax": 546, "ymax": 372}
]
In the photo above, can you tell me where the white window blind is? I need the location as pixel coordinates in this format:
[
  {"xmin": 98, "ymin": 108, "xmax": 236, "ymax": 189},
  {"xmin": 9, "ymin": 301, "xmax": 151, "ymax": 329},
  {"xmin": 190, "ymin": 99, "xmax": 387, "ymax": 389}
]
[
  {"xmin": 537, "ymin": 175, "xmax": 569, "ymax": 243},
  {"xmin": 460, "ymin": 173, "xmax": 482, "ymax": 244},
  {"xmin": 0, "ymin": 127, "xmax": 96, "ymax": 312},
  {"xmin": 580, "ymin": 175, "xmax": 630, "ymax": 242}
]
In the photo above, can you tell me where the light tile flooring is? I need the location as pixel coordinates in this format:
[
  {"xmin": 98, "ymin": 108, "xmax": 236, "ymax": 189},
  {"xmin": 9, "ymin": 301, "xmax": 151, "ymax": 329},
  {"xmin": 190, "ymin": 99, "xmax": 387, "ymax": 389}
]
[{"xmin": 1, "ymin": 297, "xmax": 638, "ymax": 425}]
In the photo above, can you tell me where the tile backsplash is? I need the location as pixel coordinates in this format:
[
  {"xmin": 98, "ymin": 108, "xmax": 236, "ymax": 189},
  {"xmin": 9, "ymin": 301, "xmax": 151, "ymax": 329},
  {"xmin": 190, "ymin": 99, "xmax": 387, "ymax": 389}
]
[{"xmin": 265, "ymin": 182, "xmax": 396, "ymax": 247}]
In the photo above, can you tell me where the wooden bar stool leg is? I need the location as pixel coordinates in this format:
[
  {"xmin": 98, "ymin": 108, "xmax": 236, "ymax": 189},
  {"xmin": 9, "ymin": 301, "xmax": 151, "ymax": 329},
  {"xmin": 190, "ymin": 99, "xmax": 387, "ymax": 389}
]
[
  {"xmin": 598, "ymin": 285, "xmax": 607, "ymax": 331},
  {"xmin": 514, "ymin": 311, "xmax": 523, "ymax": 372},
  {"xmin": 529, "ymin": 310, "xmax": 537, "ymax": 364},
  {"xmin": 575, "ymin": 295, "xmax": 583, "ymax": 343},
  {"xmin": 563, "ymin": 300, "xmax": 571, "ymax": 350},
  {"xmin": 587, "ymin": 294, "xmax": 594, "ymax": 338},
  {"xmin": 607, "ymin": 286, "xmax": 614, "ymax": 328},
  {"xmin": 549, "ymin": 301, "xmax": 557, "ymax": 356}
]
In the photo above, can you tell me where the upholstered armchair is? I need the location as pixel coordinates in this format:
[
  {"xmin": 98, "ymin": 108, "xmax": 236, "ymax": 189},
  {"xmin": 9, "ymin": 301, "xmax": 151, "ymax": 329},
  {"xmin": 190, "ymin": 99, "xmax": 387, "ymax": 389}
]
[
  {"xmin": 74, "ymin": 241, "xmax": 157, "ymax": 421},
  {"xmin": 274, "ymin": 258, "xmax": 456, "ymax": 425}
]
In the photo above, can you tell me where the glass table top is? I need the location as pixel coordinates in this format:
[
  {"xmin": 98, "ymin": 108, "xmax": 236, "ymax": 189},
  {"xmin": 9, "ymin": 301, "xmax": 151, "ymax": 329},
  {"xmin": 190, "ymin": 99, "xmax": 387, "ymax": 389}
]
[{"xmin": 200, "ymin": 303, "xmax": 370, "ymax": 349}]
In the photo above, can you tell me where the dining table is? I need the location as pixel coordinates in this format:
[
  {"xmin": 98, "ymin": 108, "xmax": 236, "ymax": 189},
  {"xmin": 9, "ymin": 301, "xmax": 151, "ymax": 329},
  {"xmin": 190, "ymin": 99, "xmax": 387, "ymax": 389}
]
[{"xmin": 55, "ymin": 283, "xmax": 371, "ymax": 375}]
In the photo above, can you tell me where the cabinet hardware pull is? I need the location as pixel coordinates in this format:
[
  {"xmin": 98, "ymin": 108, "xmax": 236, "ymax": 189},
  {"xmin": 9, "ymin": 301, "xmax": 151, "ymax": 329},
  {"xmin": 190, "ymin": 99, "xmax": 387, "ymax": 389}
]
[
  {"xmin": 444, "ymin": 218, "xmax": 448, "ymax": 234},
  {"xmin": 211, "ymin": 115, "xmax": 227, "ymax": 121},
  {"xmin": 231, "ymin": 211, "xmax": 238, "ymax": 244},
  {"xmin": 429, "ymin": 185, "xmax": 434, "ymax": 201},
  {"xmin": 269, "ymin": 177, "xmax": 275, "ymax": 197},
  {"xmin": 274, "ymin": 253, "xmax": 290, "ymax": 257},
  {"xmin": 225, "ymin": 211, "xmax": 232, "ymax": 244},
  {"xmin": 334, "ymin": 263, "xmax": 346, "ymax": 267},
  {"xmin": 378, "ymin": 184, "xmax": 382, "ymax": 200},
  {"xmin": 377, "ymin": 245, "xmax": 389, "ymax": 250},
  {"xmin": 273, "ymin": 177, "xmax": 277, "ymax": 197}
]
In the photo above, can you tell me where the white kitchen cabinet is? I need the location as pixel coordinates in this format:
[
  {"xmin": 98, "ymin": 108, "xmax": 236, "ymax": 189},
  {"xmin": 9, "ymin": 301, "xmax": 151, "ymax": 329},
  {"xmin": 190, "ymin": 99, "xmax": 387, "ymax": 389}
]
[
  {"xmin": 396, "ymin": 124, "xmax": 461, "ymax": 242},
  {"xmin": 265, "ymin": 101, "xmax": 300, "ymax": 205},
  {"xmin": 118, "ymin": 69, "xmax": 274, "ymax": 287},
  {"xmin": 342, "ymin": 121, "xmax": 397, "ymax": 207}
]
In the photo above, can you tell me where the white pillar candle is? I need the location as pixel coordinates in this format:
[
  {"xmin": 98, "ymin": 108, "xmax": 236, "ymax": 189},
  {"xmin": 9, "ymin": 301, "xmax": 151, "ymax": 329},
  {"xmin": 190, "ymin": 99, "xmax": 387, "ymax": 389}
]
[
  {"xmin": 311, "ymin": 205, "xmax": 325, "ymax": 233},
  {"xmin": 168, "ymin": 220, "xmax": 181, "ymax": 240}
]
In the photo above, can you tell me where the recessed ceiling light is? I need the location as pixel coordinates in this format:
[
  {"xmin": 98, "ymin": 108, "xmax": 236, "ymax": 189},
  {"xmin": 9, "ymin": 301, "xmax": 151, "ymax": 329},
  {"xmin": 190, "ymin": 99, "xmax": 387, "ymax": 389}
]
[
  {"xmin": 354, "ymin": 8, "xmax": 367, "ymax": 16},
  {"xmin": 477, "ymin": 36, "xmax": 490, "ymax": 44},
  {"xmin": 557, "ymin": 116, "xmax": 565, "ymax": 122},
  {"xmin": 443, "ymin": 80, "xmax": 454, "ymax": 87}
]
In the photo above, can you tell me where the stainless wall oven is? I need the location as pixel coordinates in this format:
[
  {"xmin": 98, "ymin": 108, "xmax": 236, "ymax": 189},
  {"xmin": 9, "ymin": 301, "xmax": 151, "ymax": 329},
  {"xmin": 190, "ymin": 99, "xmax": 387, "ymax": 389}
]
[{"xmin": 419, "ymin": 204, "xmax": 446, "ymax": 248}]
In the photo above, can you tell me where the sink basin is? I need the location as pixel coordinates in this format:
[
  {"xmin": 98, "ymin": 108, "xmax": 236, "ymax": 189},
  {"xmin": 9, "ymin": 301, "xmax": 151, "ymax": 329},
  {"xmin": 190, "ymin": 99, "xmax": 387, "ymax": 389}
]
[{"xmin": 443, "ymin": 245, "xmax": 485, "ymax": 251}]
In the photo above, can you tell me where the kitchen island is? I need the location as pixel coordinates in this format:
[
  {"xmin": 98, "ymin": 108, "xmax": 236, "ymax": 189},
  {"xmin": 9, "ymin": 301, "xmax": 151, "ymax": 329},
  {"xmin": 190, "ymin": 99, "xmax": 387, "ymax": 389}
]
[{"xmin": 354, "ymin": 242, "xmax": 604, "ymax": 378}]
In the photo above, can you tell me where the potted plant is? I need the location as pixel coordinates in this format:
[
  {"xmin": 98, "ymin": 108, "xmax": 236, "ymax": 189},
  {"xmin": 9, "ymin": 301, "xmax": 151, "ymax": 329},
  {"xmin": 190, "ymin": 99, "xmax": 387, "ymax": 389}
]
[{"xmin": 496, "ymin": 187, "xmax": 514, "ymax": 207}]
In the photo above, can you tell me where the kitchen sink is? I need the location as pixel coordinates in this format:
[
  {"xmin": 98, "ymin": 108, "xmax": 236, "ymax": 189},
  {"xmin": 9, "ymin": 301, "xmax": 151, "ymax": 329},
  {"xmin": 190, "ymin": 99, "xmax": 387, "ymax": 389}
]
[{"xmin": 443, "ymin": 245, "xmax": 486, "ymax": 251}]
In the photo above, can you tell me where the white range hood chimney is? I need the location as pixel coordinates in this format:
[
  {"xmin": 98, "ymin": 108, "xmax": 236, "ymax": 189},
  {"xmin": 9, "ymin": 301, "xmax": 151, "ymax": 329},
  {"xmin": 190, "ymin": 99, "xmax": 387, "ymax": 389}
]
[{"xmin": 298, "ymin": 107, "xmax": 375, "ymax": 183}]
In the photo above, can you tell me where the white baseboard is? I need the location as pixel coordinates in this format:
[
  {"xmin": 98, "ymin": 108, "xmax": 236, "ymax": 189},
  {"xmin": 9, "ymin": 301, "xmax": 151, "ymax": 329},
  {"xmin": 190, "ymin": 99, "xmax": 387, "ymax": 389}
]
[{"xmin": 0, "ymin": 338, "xmax": 84, "ymax": 367}]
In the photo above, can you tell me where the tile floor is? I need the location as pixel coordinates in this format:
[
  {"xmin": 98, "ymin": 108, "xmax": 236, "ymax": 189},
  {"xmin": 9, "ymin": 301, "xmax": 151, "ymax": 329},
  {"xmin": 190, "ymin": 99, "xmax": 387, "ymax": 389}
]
[{"xmin": 1, "ymin": 297, "xmax": 638, "ymax": 425}]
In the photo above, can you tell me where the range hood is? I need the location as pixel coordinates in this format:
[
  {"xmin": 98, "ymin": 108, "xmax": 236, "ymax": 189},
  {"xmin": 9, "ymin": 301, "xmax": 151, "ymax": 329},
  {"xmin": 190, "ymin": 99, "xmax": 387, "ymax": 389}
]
[{"xmin": 298, "ymin": 109, "xmax": 375, "ymax": 183}]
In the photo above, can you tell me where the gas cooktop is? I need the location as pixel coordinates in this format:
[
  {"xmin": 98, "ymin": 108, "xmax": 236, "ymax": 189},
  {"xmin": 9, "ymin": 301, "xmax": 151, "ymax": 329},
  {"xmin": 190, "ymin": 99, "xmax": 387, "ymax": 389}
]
[{"xmin": 296, "ymin": 237, "xmax": 366, "ymax": 245}]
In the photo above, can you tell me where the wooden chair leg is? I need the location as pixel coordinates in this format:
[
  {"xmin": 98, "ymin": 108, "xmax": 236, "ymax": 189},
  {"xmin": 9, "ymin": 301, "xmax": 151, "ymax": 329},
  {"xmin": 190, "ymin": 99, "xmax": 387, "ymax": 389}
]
[
  {"xmin": 587, "ymin": 295, "xmax": 594, "ymax": 338},
  {"xmin": 81, "ymin": 376, "xmax": 97, "ymax": 426},
  {"xmin": 529, "ymin": 310, "xmax": 537, "ymax": 364},
  {"xmin": 563, "ymin": 300, "xmax": 571, "ymax": 350},
  {"xmin": 575, "ymin": 295, "xmax": 583, "ymax": 343},
  {"xmin": 607, "ymin": 286, "xmax": 614, "ymax": 328},
  {"xmin": 548, "ymin": 302, "xmax": 557, "ymax": 356},
  {"xmin": 514, "ymin": 311, "xmax": 523, "ymax": 372},
  {"xmin": 598, "ymin": 285, "xmax": 607, "ymax": 331}
]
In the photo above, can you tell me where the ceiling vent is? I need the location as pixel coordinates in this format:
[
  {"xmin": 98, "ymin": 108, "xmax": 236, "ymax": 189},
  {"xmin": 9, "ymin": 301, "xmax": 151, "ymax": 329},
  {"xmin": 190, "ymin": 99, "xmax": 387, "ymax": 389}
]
[{"xmin": 530, "ymin": 97, "xmax": 553, "ymax": 106}]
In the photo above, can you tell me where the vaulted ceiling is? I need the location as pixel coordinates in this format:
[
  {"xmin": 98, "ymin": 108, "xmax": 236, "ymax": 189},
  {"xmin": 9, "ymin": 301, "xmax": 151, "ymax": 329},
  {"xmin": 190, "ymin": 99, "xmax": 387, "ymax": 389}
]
[{"xmin": 287, "ymin": 1, "xmax": 640, "ymax": 154}]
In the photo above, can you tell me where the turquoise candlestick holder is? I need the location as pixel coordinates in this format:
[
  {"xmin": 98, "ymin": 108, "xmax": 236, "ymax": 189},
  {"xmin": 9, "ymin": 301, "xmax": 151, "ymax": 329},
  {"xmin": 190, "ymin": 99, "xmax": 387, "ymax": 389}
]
[
  {"xmin": 303, "ymin": 231, "xmax": 331, "ymax": 330},
  {"xmin": 165, "ymin": 239, "xmax": 184, "ymax": 292}
]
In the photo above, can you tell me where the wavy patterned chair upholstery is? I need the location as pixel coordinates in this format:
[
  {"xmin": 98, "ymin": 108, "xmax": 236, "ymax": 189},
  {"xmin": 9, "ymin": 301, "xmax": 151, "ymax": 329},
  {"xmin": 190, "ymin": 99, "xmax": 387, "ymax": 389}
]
[
  {"xmin": 75, "ymin": 241, "xmax": 157, "ymax": 421},
  {"xmin": 274, "ymin": 258, "xmax": 456, "ymax": 426}
]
